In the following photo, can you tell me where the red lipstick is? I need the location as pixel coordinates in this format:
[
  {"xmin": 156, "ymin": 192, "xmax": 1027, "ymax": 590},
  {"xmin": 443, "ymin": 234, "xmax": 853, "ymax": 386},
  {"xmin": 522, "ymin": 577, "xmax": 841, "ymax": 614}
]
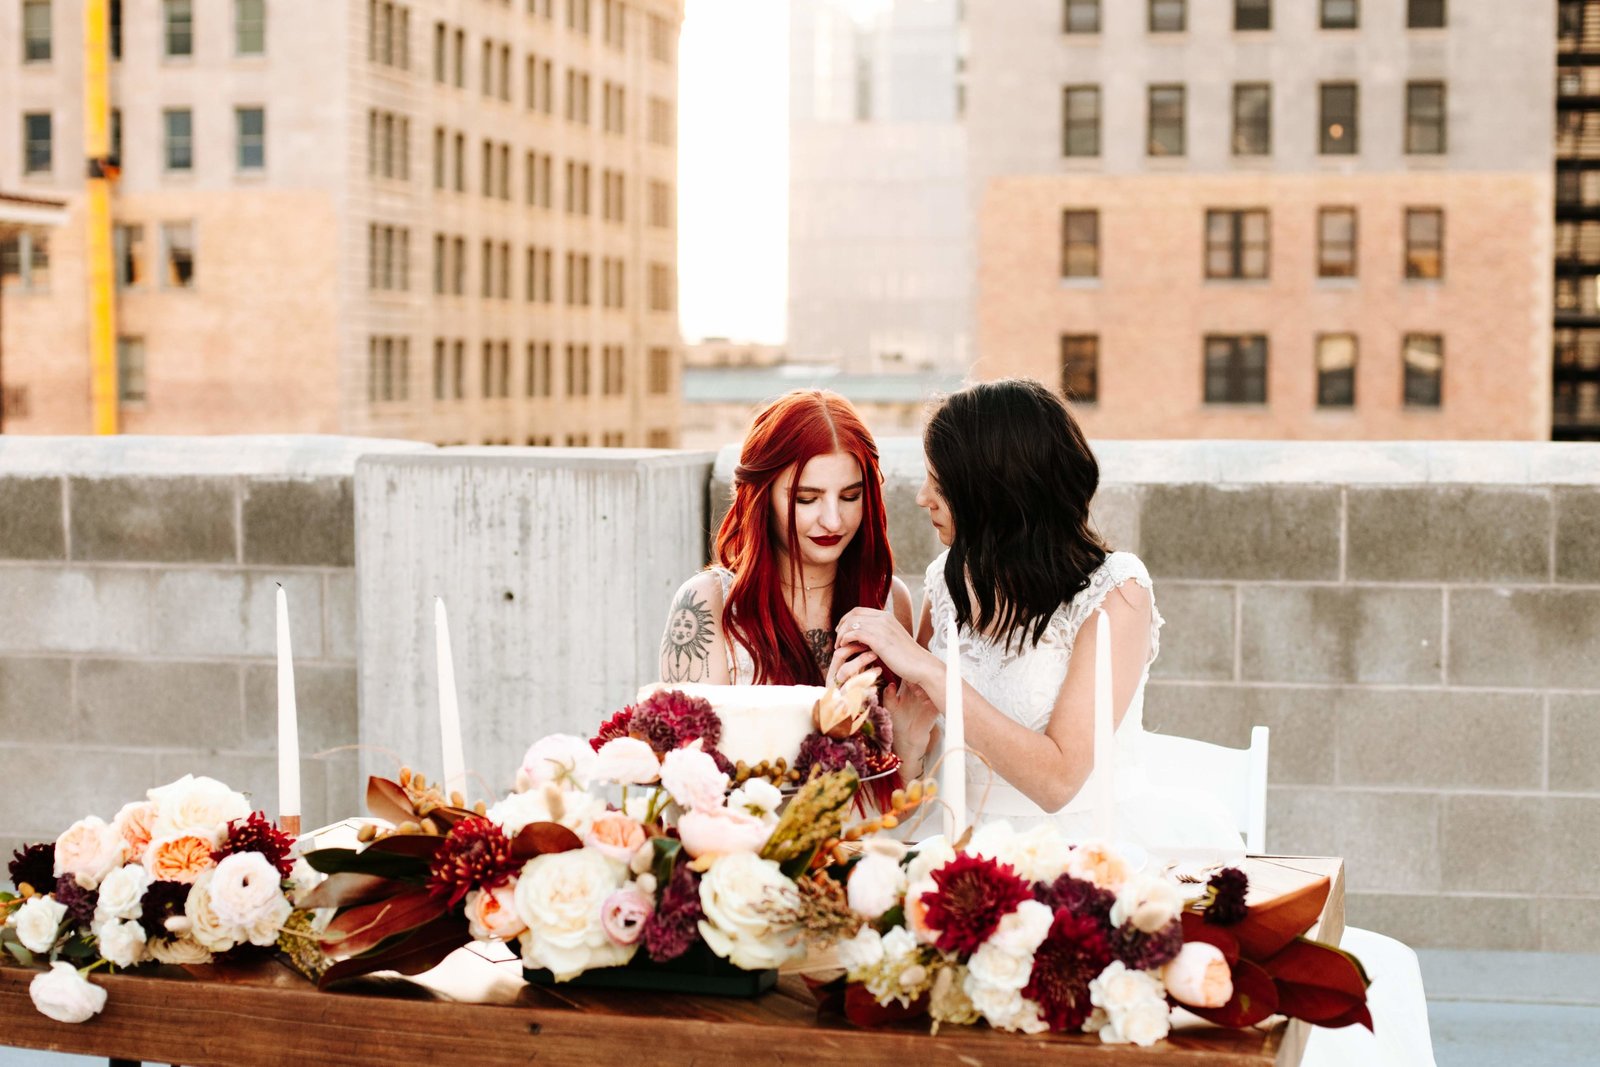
[{"xmin": 810, "ymin": 535, "xmax": 843, "ymax": 547}]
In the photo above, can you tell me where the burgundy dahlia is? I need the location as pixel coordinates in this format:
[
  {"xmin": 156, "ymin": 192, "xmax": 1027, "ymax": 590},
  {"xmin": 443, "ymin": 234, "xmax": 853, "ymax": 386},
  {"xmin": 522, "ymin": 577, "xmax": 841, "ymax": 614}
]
[
  {"xmin": 794, "ymin": 733, "xmax": 866, "ymax": 780},
  {"xmin": 630, "ymin": 690, "xmax": 722, "ymax": 755},
  {"xmin": 1109, "ymin": 918, "xmax": 1184, "ymax": 971},
  {"xmin": 214, "ymin": 812, "xmax": 297, "ymax": 878},
  {"xmin": 642, "ymin": 862, "xmax": 702, "ymax": 963},
  {"xmin": 920, "ymin": 853, "xmax": 1035, "ymax": 957},
  {"xmin": 1033, "ymin": 873, "xmax": 1115, "ymax": 931},
  {"xmin": 427, "ymin": 816, "xmax": 520, "ymax": 906},
  {"xmin": 1023, "ymin": 908, "xmax": 1114, "ymax": 1033},
  {"xmin": 8, "ymin": 843, "xmax": 55, "ymax": 895},
  {"xmin": 1204, "ymin": 867, "xmax": 1250, "ymax": 926},
  {"xmin": 591, "ymin": 706, "xmax": 636, "ymax": 751},
  {"xmin": 137, "ymin": 880, "xmax": 192, "ymax": 944},
  {"xmin": 52, "ymin": 874, "xmax": 97, "ymax": 927}
]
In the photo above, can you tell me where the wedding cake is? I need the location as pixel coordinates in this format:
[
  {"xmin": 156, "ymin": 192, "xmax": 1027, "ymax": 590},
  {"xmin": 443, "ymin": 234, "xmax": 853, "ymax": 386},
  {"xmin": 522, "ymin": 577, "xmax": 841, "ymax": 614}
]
[{"xmin": 634, "ymin": 682, "xmax": 825, "ymax": 769}]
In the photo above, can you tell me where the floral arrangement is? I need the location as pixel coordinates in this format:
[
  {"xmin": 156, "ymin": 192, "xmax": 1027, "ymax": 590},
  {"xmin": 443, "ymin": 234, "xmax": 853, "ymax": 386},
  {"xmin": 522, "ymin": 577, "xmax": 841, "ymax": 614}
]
[
  {"xmin": 821, "ymin": 822, "xmax": 1372, "ymax": 1044},
  {"xmin": 300, "ymin": 721, "xmax": 931, "ymax": 989},
  {"xmin": 2, "ymin": 775, "xmax": 304, "ymax": 1023}
]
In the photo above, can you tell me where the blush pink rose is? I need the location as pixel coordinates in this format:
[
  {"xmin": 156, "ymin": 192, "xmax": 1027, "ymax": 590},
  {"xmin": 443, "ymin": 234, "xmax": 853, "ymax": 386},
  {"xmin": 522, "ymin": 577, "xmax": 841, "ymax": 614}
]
[
  {"xmin": 584, "ymin": 813, "xmax": 649, "ymax": 863},
  {"xmin": 53, "ymin": 817, "xmax": 126, "ymax": 890},
  {"xmin": 599, "ymin": 885, "xmax": 654, "ymax": 946},
  {"xmin": 676, "ymin": 807, "xmax": 773, "ymax": 859},
  {"xmin": 111, "ymin": 801, "xmax": 159, "ymax": 865},
  {"xmin": 466, "ymin": 883, "xmax": 528, "ymax": 941}
]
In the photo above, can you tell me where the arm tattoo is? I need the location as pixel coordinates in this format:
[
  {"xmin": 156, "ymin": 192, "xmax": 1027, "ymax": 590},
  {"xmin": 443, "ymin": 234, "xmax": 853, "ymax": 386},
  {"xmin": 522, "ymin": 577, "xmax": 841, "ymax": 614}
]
[
  {"xmin": 804, "ymin": 628, "xmax": 835, "ymax": 676},
  {"xmin": 661, "ymin": 588, "xmax": 715, "ymax": 682}
]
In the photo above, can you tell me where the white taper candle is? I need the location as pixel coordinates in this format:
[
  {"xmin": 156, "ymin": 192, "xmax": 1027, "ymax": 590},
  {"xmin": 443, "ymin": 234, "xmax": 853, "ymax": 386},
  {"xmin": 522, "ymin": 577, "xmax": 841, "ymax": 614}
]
[
  {"xmin": 275, "ymin": 585, "xmax": 301, "ymax": 823},
  {"xmin": 435, "ymin": 597, "xmax": 467, "ymax": 797},
  {"xmin": 1093, "ymin": 608, "xmax": 1115, "ymax": 842},
  {"xmin": 943, "ymin": 613, "xmax": 966, "ymax": 841}
]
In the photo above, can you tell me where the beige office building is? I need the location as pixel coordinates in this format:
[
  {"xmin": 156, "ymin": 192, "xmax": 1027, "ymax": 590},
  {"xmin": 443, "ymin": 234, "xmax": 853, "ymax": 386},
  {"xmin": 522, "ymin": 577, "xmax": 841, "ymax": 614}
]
[
  {"xmin": 966, "ymin": 0, "xmax": 1554, "ymax": 439},
  {"xmin": 0, "ymin": 0, "xmax": 682, "ymax": 446}
]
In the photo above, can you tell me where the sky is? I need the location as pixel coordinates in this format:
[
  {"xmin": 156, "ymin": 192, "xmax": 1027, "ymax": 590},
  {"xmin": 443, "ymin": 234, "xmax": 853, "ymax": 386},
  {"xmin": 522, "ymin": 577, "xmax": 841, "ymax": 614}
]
[{"xmin": 677, "ymin": 0, "xmax": 791, "ymax": 345}]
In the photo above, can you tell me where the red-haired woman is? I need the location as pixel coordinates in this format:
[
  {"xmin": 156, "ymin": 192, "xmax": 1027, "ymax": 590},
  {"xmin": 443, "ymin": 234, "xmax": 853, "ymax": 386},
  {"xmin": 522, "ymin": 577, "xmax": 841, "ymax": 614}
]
[{"xmin": 657, "ymin": 389, "xmax": 914, "ymax": 687}]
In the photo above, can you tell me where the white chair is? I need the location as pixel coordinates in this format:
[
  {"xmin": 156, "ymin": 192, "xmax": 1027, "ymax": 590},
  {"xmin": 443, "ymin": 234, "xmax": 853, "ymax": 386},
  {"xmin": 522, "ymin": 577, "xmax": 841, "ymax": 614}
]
[
  {"xmin": 1300, "ymin": 926, "xmax": 1437, "ymax": 1067},
  {"xmin": 1141, "ymin": 725, "xmax": 1269, "ymax": 854}
]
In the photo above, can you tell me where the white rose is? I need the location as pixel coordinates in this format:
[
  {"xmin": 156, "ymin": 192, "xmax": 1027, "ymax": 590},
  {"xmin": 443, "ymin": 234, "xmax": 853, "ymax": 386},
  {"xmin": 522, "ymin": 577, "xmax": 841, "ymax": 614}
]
[
  {"xmin": 837, "ymin": 925, "xmax": 885, "ymax": 974},
  {"xmin": 516, "ymin": 734, "xmax": 597, "ymax": 791},
  {"xmin": 659, "ymin": 742, "xmax": 729, "ymax": 811},
  {"xmin": 846, "ymin": 853, "xmax": 907, "ymax": 919},
  {"xmin": 969, "ymin": 823, "xmax": 1073, "ymax": 885},
  {"xmin": 94, "ymin": 863, "xmax": 153, "ymax": 924},
  {"xmin": 28, "ymin": 962, "xmax": 107, "ymax": 1024},
  {"xmin": 1104, "ymin": 996, "xmax": 1172, "ymax": 1046},
  {"xmin": 1110, "ymin": 875, "xmax": 1182, "ymax": 934},
  {"xmin": 147, "ymin": 774, "xmax": 250, "ymax": 838},
  {"xmin": 95, "ymin": 918, "xmax": 148, "ymax": 968},
  {"xmin": 589, "ymin": 737, "xmax": 661, "ymax": 785},
  {"xmin": 1090, "ymin": 961, "xmax": 1172, "ymax": 1047},
  {"xmin": 989, "ymin": 898, "xmax": 1054, "ymax": 957},
  {"xmin": 487, "ymin": 785, "xmax": 606, "ymax": 838},
  {"xmin": 696, "ymin": 852, "xmax": 803, "ymax": 971},
  {"xmin": 965, "ymin": 978, "xmax": 1049, "ymax": 1034},
  {"xmin": 514, "ymin": 850, "xmax": 635, "ymax": 981},
  {"xmin": 148, "ymin": 935, "xmax": 214, "ymax": 965},
  {"xmin": 726, "ymin": 779, "xmax": 783, "ymax": 821},
  {"xmin": 879, "ymin": 925, "xmax": 920, "ymax": 963},
  {"xmin": 207, "ymin": 853, "xmax": 287, "ymax": 932},
  {"xmin": 14, "ymin": 895, "xmax": 69, "ymax": 954},
  {"xmin": 623, "ymin": 793, "xmax": 656, "ymax": 823},
  {"xmin": 185, "ymin": 870, "xmax": 239, "ymax": 952},
  {"xmin": 904, "ymin": 836, "xmax": 955, "ymax": 884},
  {"xmin": 966, "ymin": 941, "xmax": 1033, "ymax": 990}
]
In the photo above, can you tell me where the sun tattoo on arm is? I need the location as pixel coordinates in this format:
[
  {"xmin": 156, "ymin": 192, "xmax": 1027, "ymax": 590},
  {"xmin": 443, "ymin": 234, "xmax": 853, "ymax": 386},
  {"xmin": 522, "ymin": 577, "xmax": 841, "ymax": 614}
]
[{"xmin": 662, "ymin": 588, "xmax": 715, "ymax": 682}]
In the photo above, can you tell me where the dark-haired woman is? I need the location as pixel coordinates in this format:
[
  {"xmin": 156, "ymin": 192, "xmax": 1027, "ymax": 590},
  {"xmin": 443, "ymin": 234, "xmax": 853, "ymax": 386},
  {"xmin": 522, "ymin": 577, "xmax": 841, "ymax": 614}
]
[
  {"xmin": 658, "ymin": 389, "xmax": 913, "ymax": 687},
  {"xmin": 833, "ymin": 379, "xmax": 1240, "ymax": 853}
]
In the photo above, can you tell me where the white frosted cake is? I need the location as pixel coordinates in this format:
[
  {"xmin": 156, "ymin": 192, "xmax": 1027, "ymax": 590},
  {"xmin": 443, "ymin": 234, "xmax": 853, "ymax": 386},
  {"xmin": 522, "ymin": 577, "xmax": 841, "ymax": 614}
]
[{"xmin": 635, "ymin": 683, "xmax": 824, "ymax": 768}]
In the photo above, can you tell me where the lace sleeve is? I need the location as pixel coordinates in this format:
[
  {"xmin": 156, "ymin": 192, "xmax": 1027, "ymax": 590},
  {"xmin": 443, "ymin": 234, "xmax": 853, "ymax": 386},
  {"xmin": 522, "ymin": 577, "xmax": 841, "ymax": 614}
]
[
  {"xmin": 1053, "ymin": 552, "xmax": 1163, "ymax": 667},
  {"xmin": 923, "ymin": 551, "xmax": 952, "ymax": 651}
]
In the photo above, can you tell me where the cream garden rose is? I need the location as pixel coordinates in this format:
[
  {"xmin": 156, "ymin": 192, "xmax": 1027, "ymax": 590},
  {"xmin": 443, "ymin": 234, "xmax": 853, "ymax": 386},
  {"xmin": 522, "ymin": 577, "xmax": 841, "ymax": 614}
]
[
  {"xmin": 487, "ymin": 783, "xmax": 606, "ymax": 839},
  {"xmin": 1110, "ymin": 875, "xmax": 1183, "ymax": 935},
  {"xmin": 589, "ymin": 737, "xmax": 660, "ymax": 785},
  {"xmin": 206, "ymin": 852, "xmax": 292, "ymax": 945},
  {"xmin": 514, "ymin": 849, "xmax": 635, "ymax": 981},
  {"xmin": 966, "ymin": 822, "xmax": 1073, "ymax": 884},
  {"xmin": 846, "ymin": 851, "xmax": 906, "ymax": 919},
  {"xmin": 696, "ymin": 852, "xmax": 803, "ymax": 970},
  {"xmin": 517, "ymin": 734, "xmax": 597, "ymax": 791},
  {"xmin": 95, "ymin": 918, "xmax": 149, "ymax": 969},
  {"xmin": 1089, "ymin": 961, "xmax": 1172, "ymax": 1046},
  {"xmin": 94, "ymin": 863, "xmax": 153, "ymax": 924},
  {"xmin": 147, "ymin": 775, "xmax": 249, "ymax": 838}
]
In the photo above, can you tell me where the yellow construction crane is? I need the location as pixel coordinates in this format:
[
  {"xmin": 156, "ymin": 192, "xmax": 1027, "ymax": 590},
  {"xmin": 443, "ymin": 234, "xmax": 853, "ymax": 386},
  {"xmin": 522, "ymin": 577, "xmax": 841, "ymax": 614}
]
[{"xmin": 84, "ymin": 0, "xmax": 117, "ymax": 434}]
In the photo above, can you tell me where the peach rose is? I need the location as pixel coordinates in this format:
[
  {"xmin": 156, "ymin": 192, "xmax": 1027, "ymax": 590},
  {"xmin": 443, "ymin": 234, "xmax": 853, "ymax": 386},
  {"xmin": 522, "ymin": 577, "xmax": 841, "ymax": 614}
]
[
  {"xmin": 466, "ymin": 883, "xmax": 528, "ymax": 941},
  {"xmin": 1065, "ymin": 841, "xmax": 1133, "ymax": 893},
  {"xmin": 53, "ymin": 817, "xmax": 127, "ymax": 890},
  {"xmin": 1163, "ymin": 942, "xmax": 1234, "ymax": 1009},
  {"xmin": 112, "ymin": 801, "xmax": 159, "ymax": 865},
  {"xmin": 584, "ymin": 813, "xmax": 649, "ymax": 864},
  {"xmin": 143, "ymin": 830, "xmax": 220, "ymax": 884}
]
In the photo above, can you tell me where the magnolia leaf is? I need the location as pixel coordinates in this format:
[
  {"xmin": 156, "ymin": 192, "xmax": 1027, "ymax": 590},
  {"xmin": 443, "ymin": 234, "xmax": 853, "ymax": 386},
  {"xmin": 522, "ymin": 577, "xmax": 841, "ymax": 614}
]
[
  {"xmin": 1231, "ymin": 876, "xmax": 1331, "ymax": 960},
  {"xmin": 319, "ymin": 887, "xmax": 447, "ymax": 958},
  {"xmin": 318, "ymin": 912, "xmax": 472, "ymax": 988},
  {"xmin": 648, "ymin": 836, "xmax": 683, "ymax": 889},
  {"xmin": 1180, "ymin": 910, "xmax": 1240, "ymax": 964},
  {"xmin": 1262, "ymin": 937, "xmax": 1370, "ymax": 997},
  {"xmin": 297, "ymin": 872, "xmax": 408, "ymax": 910},
  {"xmin": 509, "ymin": 821, "xmax": 584, "ymax": 862},
  {"xmin": 365, "ymin": 777, "xmax": 418, "ymax": 825},
  {"xmin": 1181, "ymin": 957, "xmax": 1279, "ymax": 1029},
  {"xmin": 363, "ymin": 833, "xmax": 447, "ymax": 860},
  {"xmin": 1274, "ymin": 979, "xmax": 1370, "ymax": 1026},
  {"xmin": 301, "ymin": 847, "xmax": 430, "ymax": 881},
  {"xmin": 1310, "ymin": 1000, "xmax": 1375, "ymax": 1031}
]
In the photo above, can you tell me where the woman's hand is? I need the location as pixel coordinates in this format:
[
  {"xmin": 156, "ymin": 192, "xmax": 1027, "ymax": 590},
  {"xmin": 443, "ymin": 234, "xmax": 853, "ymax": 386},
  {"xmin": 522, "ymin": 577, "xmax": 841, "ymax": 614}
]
[
  {"xmin": 834, "ymin": 606, "xmax": 940, "ymax": 690},
  {"xmin": 884, "ymin": 681, "xmax": 939, "ymax": 778}
]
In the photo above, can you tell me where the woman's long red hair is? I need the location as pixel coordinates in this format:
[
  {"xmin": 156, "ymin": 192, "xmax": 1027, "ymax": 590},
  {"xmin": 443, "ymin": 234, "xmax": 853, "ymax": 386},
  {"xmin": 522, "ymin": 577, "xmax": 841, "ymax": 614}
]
[{"xmin": 714, "ymin": 390, "xmax": 893, "ymax": 684}]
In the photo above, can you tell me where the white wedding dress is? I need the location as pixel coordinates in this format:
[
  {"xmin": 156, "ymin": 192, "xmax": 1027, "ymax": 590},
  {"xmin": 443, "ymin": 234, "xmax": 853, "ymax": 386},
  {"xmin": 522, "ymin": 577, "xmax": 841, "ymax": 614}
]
[{"xmin": 924, "ymin": 550, "xmax": 1243, "ymax": 859}]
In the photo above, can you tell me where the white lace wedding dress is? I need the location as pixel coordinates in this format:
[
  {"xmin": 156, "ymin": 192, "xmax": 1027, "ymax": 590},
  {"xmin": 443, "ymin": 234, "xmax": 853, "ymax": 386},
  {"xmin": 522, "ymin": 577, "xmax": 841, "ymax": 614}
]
[{"xmin": 924, "ymin": 550, "xmax": 1243, "ymax": 859}]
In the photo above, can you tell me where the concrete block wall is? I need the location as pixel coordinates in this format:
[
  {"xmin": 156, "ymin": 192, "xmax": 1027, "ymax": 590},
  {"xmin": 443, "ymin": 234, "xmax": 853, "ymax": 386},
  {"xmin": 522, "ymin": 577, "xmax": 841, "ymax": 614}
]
[
  {"xmin": 0, "ymin": 436, "xmax": 427, "ymax": 861},
  {"xmin": 717, "ymin": 439, "xmax": 1600, "ymax": 954}
]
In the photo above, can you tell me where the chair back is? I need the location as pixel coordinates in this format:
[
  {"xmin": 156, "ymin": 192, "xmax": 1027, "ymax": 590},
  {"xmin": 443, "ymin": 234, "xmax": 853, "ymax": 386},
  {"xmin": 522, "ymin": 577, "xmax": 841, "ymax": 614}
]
[{"xmin": 1140, "ymin": 726, "xmax": 1269, "ymax": 853}]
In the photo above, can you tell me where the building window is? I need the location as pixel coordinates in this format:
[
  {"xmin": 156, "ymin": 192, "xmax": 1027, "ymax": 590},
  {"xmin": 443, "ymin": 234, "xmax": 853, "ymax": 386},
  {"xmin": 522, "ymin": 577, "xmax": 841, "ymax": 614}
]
[
  {"xmin": 1064, "ymin": 0, "xmax": 1099, "ymax": 33},
  {"xmin": 1404, "ymin": 207, "xmax": 1443, "ymax": 279},
  {"xmin": 1408, "ymin": 0, "xmax": 1445, "ymax": 28},
  {"xmin": 1319, "ymin": 83, "xmax": 1358, "ymax": 155},
  {"xmin": 164, "ymin": 0, "xmax": 193, "ymax": 57},
  {"xmin": 114, "ymin": 224, "xmax": 145, "ymax": 288},
  {"xmin": 1205, "ymin": 209, "xmax": 1269, "ymax": 280},
  {"xmin": 23, "ymin": 0, "xmax": 52, "ymax": 62},
  {"xmin": 1320, "ymin": 0, "xmax": 1357, "ymax": 29},
  {"xmin": 1147, "ymin": 85, "xmax": 1185, "ymax": 157},
  {"xmin": 1235, "ymin": 0, "xmax": 1270, "ymax": 29},
  {"xmin": 117, "ymin": 337, "xmax": 147, "ymax": 405},
  {"xmin": 1063, "ymin": 86, "xmax": 1100, "ymax": 157},
  {"xmin": 1232, "ymin": 84, "xmax": 1270, "ymax": 156},
  {"xmin": 236, "ymin": 0, "xmax": 265, "ymax": 54},
  {"xmin": 1315, "ymin": 334, "xmax": 1356, "ymax": 408},
  {"xmin": 1317, "ymin": 207, "xmax": 1357, "ymax": 278},
  {"xmin": 163, "ymin": 109, "xmax": 193, "ymax": 171},
  {"xmin": 23, "ymin": 112, "xmax": 52, "ymax": 174},
  {"xmin": 1204, "ymin": 335, "xmax": 1268, "ymax": 404},
  {"xmin": 1061, "ymin": 334, "xmax": 1099, "ymax": 403},
  {"xmin": 648, "ymin": 347, "xmax": 672, "ymax": 394},
  {"xmin": 1403, "ymin": 334, "xmax": 1442, "ymax": 407},
  {"xmin": 235, "ymin": 107, "xmax": 265, "ymax": 170},
  {"xmin": 1405, "ymin": 82, "xmax": 1446, "ymax": 155},
  {"xmin": 110, "ymin": 108, "xmax": 121, "ymax": 161},
  {"xmin": 161, "ymin": 222, "xmax": 195, "ymax": 288},
  {"xmin": 433, "ymin": 21, "xmax": 446, "ymax": 82},
  {"xmin": 110, "ymin": 0, "xmax": 121, "ymax": 58},
  {"xmin": 1148, "ymin": 0, "xmax": 1185, "ymax": 32},
  {"xmin": 1061, "ymin": 209, "xmax": 1099, "ymax": 278},
  {"xmin": 452, "ymin": 28, "xmax": 465, "ymax": 88},
  {"xmin": 0, "ymin": 231, "xmax": 50, "ymax": 290},
  {"xmin": 649, "ymin": 262, "xmax": 674, "ymax": 311}
]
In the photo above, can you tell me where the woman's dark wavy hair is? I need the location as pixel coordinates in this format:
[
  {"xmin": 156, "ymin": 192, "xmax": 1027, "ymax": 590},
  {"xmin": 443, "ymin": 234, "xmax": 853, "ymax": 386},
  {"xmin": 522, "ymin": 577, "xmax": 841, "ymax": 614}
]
[{"xmin": 923, "ymin": 378, "xmax": 1108, "ymax": 650}]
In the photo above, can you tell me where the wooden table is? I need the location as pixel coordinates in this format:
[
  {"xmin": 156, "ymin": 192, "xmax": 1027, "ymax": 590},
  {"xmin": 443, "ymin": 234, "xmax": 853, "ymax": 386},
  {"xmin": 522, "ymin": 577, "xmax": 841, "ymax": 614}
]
[{"xmin": 0, "ymin": 856, "xmax": 1343, "ymax": 1067}]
